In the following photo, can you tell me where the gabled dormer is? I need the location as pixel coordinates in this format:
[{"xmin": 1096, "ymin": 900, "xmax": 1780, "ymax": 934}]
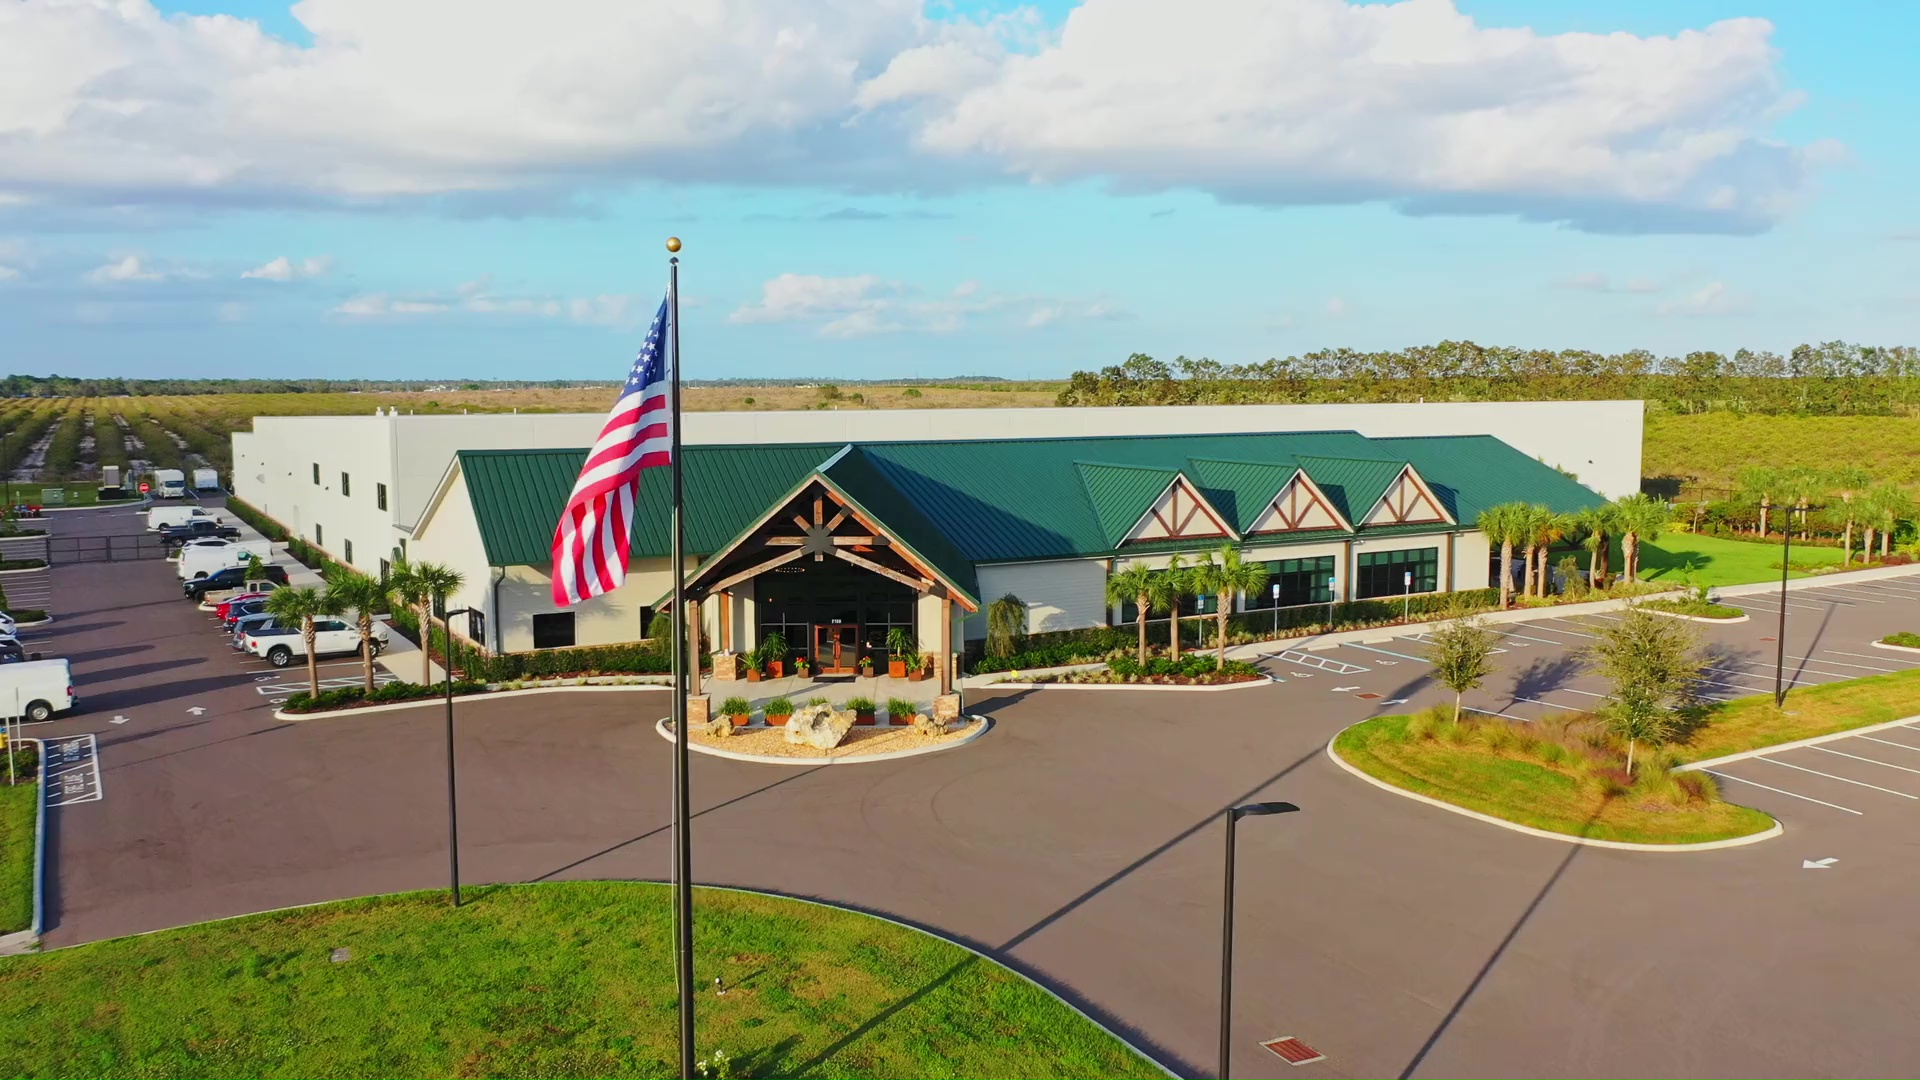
[
  {"xmin": 1249, "ymin": 468, "xmax": 1353, "ymax": 534},
  {"xmin": 1120, "ymin": 473, "xmax": 1236, "ymax": 545},
  {"xmin": 1361, "ymin": 464, "xmax": 1454, "ymax": 527}
]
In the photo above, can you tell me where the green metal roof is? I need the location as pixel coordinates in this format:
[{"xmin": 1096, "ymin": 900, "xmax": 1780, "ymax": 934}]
[
  {"xmin": 446, "ymin": 429, "xmax": 1606, "ymax": 574},
  {"xmin": 455, "ymin": 443, "xmax": 840, "ymax": 566},
  {"xmin": 1075, "ymin": 462, "xmax": 1180, "ymax": 547}
]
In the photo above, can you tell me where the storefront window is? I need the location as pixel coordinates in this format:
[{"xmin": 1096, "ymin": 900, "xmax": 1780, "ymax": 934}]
[
  {"xmin": 1355, "ymin": 547, "xmax": 1439, "ymax": 599},
  {"xmin": 1243, "ymin": 556, "xmax": 1336, "ymax": 609}
]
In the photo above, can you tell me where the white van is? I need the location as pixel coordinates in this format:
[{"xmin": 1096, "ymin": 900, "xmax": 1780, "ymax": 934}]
[
  {"xmin": 0, "ymin": 659, "xmax": 77, "ymax": 723},
  {"xmin": 177, "ymin": 539, "xmax": 275, "ymax": 580},
  {"xmin": 147, "ymin": 505, "xmax": 219, "ymax": 532}
]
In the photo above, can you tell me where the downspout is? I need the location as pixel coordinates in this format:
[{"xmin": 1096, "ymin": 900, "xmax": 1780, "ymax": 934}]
[{"xmin": 490, "ymin": 565, "xmax": 505, "ymax": 653}]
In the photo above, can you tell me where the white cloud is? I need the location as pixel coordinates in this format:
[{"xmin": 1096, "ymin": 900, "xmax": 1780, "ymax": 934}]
[
  {"xmin": 1555, "ymin": 272, "xmax": 1663, "ymax": 293},
  {"xmin": 85, "ymin": 254, "xmax": 165, "ymax": 282},
  {"xmin": 731, "ymin": 271, "xmax": 1120, "ymax": 337},
  {"xmin": 1655, "ymin": 281, "xmax": 1750, "ymax": 317},
  {"xmin": 0, "ymin": 0, "xmax": 1826, "ymax": 233},
  {"xmin": 1325, "ymin": 296, "xmax": 1348, "ymax": 318},
  {"xmin": 242, "ymin": 254, "xmax": 332, "ymax": 281},
  {"xmin": 330, "ymin": 281, "xmax": 639, "ymax": 324}
]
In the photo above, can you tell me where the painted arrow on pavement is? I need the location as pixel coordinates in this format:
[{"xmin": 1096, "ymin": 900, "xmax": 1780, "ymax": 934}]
[
  {"xmin": 1332, "ymin": 686, "xmax": 1361, "ymax": 693},
  {"xmin": 1803, "ymin": 858, "xmax": 1838, "ymax": 870},
  {"xmin": 187, "ymin": 706, "xmax": 206, "ymax": 715},
  {"xmin": 1381, "ymin": 698, "xmax": 1409, "ymax": 705},
  {"xmin": 110, "ymin": 716, "xmax": 130, "ymax": 725}
]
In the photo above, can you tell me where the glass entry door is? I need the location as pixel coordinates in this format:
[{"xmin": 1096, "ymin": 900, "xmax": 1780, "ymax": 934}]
[{"xmin": 813, "ymin": 623, "xmax": 859, "ymax": 674}]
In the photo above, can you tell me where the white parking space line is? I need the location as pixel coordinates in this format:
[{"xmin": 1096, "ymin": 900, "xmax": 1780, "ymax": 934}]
[
  {"xmin": 1806, "ymin": 586, "xmax": 1888, "ymax": 603},
  {"xmin": 1701, "ymin": 769, "xmax": 1863, "ymax": 815},
  {"xmin": 1857, "ymin": 580, "xmax": 1920, "ymax": 599},
  {"xmin": 1704, "ymin": 665, "xmax": 1823, "ymax": 689},
  {"xmin": 1827, "ymin": 649, "xmax": 1920, "ymax": 667},
  {"xmin": 1756, "ymin": 757, "xmax": 1920, "ymax": 799},
  {"xmin": 1343, "ymin": 642, "xmax": 1433, "ymax": 664},
  {"xmin": 1811, "ymin": 745, "xmax": 1920, "ymax": 776},
  {"xmin": 1856, "ymin": 734, "xmax": 1920, "ymax": 754},
  {"xmin": 1536, "ymin": 619, "xmax": 1602, "ymax": 638},
  {"xmin": 1464, "ymin": 706, "xmax": 1532, "ymax": 722},
  {"xmin": 1493, "ymin": 629, "xmax": 1581, "ymax": 647},
  {"xmin": 1738, "ymin": 598, "xmax": 1839, "ymax": 615},
  {"xmin": 1543, "ymin": 686, "xmax": 1606, "ymax": 698},
  {"xmin": 1786, "ymin": 653, "xmax": 1905, "ymax": 674}
]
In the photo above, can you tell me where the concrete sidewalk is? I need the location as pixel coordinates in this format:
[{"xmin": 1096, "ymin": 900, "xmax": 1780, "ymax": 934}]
[{"xmin": 377, "ymin": 628, "xmax": 444, "ymax": 685}]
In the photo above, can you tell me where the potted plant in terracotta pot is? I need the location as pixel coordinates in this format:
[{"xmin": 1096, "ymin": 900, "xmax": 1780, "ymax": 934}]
[
  {"xmin": 720, "ymin": 695, "xmax": 752, "ymax": 727},
  {"xmin": 759, "ymin": 631, "xmax": 788, "ymax": 679},
  {"xmin": 906, "ymin": 646, "xmax": 929, "ymax": 682},
  {"xmin": 743, "ymin": 646, "xmax": 763, "ymax": 683},
  {"xmin": 885, "ymin": 696, "xmax": 918, "ymax": 726},
  {"xmin": 859, "ymin": 654, "xmax": 874, "ymax": 678},
  {"xmin": 886, "ymin": 628, "xmax": 914, "ymax": 678},
  {"xmin": 764, "ymin": 696, "xmax": 793, "ymax": 726},
  {"xmin": 793, "ymin": 654, "xmax": 812, "ymax": 679},
  {"xmin": 843, "ymin": 695, "xmax": 877, "ymax": 725}
]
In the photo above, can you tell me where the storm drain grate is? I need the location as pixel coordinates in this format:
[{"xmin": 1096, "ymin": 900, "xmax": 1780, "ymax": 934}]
[{"xmin": 1262, "ymin": 1036, "xmax": 1326, "ymax": 1067}]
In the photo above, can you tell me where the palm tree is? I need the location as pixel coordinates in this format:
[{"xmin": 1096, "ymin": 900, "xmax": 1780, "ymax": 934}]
[
  {"xmin": 1864, "ymin": 484, "xmax": 1915, "ymax": 559},
  {"xmin": 1514, "ymin": 504, "xmax": 1551, "ymax": 598},
  {"xmin": 1574, "ymin": 504, "xmax": 1619, "ymax": 588},
  {"xmin": 1147, "ymin": 555, "xmax": 1188, "ymax": 661},
  {"xmin": 1613, "ymin": 493, "xmax": 1672, "ymax": 581},
  {"xmin": 1189, "ymin": 545, "xmax": 1269, "ymax": 664},
  {"xmin": 1476, "ymin": 503, "xmax": 1527, "ymax": 609},
  {"xmin": 1526, "ymin": 508, "xmax": 1571, "ymax": 597},
  {"xmin": 412, "ymin": 561, "xmax": 467, "ymax": 677},
  {"xmin": 1105, "ymin": 563, "xmax": 1157, "ymax": 664},
  {"xmin": 264, "ymin": 585, "xmax": 344, "ymax": 701},
  {"xmin": 390, "ymin": 557, "xmax": 465, "ymax": 682},
  {"xmin": 1826, "ymin": 466, "xmax": 1871, "ymax": 565},
  {"xmin": 1777, "ymin": 465, "xmax": 1824, "ymax": 540},
  {"xmin": 325, "ymin": 566, "xmax": 391, "ymax": 693},
  {"xmin": 985, "ymin": 592, "xmax": 1026, "ymax": 659},
  {"xmin": 1736, "ymin": 466, "xmax": 1779, "ymax": 537}
]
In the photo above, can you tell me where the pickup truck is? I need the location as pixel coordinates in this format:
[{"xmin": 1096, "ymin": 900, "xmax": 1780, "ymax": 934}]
[
  {"xmin": 161, "ymin": 519, "xmax": 243, "ymax": 545},
  {"xmin": 242, "ymin": 618, "xmax": 387, "ymax": 667},
  {"xmin": 200, "ymin": 578, "xmax": 283, "ymax": 608},
  {"xmin": 184, "ymin": 564, "xmax": 290, "ymax": 602}
]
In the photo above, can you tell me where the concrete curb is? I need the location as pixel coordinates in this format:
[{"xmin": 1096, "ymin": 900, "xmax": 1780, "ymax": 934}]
[
  {"xmin": 656, "ymin": 714, "xmax": 993, "ymax": 766},
  {"xmin": 0, "ymin": 564, "xmax": 49, "ymax": 576},
  {"xmin": 1674, "ymin": 713, "xmax": 1920, "ymax": 773},
  {"xmin": 1715, "ymin": 562, "xmax": 1920, "ymax": 597},
  {"xmin": 273, "ymin": 681, "xmax": 670, "ymax": 721},
  {"xmin": 1325, "ymin": 723, "xmax": 1783, "ymax": 853},
  {"xmin": 0, "ymin": 737, "xmax": 47, "ymax": 955},
  {"xmin": 9, "ymin": 616, "xmax": 51, "ymax": 629},
  {"xmin": 1872, "ymin": 640, "xmax": 1920, "ymax": 655},
  {"xmin": 984, "ymin": 673, "xmax": 1277, "ymax": 692},
  {"xmin": 1641, "ymin": 607, "xmax": 1751, "ymax": 624}
]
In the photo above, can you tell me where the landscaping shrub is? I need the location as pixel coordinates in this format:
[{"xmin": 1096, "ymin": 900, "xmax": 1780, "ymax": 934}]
[
  {"xmin": 477, "ymin": 643, "xmax": 672, "ymax": 680},
  {"xmin": 283, "ymin": 680, "xmax": 483, "ymax": 713},
  {"xmin": 1883, "ymin": 632, "xmax": 1920, "ymax": 649},
  {"xmin": 719, "ymin": 696, "xmax": 751, "ymax": 717},
  {"xmin": 4, "ymin": 740, "xmax": 39, "ymax": 778},
  {"xmin": 885, "ymin": 697, "xmax": 918, "ymax": 719},
  {"xmin": 223, "ymin": 496, "xmax": 289, "ymax": 542}
]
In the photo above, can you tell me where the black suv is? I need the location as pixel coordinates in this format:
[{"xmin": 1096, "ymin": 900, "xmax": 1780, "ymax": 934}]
[{"xmin": 183, "ymin": 563, "xmax": 290, "ymax": 601}]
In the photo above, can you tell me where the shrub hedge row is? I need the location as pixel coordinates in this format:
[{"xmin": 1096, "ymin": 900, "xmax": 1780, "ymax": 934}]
[
  {"xmin": 224, "ymin": 495, "xmax": 347, "ymax": 575},
  {"xmin": 283, "ymin": 679, "xmax": 487, "ymax": 713}
]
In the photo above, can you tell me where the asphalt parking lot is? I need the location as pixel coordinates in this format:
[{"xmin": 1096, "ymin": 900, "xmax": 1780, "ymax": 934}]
[{"xmin": 18, "ymin": 529, "xmax": 1920, "ymax": 1078}]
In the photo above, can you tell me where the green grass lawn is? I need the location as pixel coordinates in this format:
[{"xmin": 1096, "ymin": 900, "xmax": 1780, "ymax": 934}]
[
  {"xmin": 0, "ymin": 883, "xmax": 1163, "ymax": 1080},
  {"xmin": 1636, "ymin": 531, "xmax": 1841, "ymax": 587},
  {"xmin": 1334, "ymin": 714, "xmax": 1774, "ymax": 845},
  {"xmin": 1672, "ymin": 665, "xmax": 1920, "ymax": 763},
  {"xmin": 0, "ymin": 779, "xmax": 34, "ymax": 935}
]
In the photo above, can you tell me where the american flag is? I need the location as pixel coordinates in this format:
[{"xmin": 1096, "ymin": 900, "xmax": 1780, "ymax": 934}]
[{"xmin": 550, "ymin": 293, "xmax": 673, "ymax": 606}]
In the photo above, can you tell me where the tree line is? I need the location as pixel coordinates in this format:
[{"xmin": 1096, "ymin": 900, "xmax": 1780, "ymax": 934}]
[
  {"xmin": 1055, "ymin": 342, "xmax": 1920, "ymax": 415},
  {"xmin": 0, "ymin": 376, "xmax": 616, "ymax": 398}
]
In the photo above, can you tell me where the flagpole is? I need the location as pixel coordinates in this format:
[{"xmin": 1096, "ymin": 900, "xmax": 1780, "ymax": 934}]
[{"xmin": 667, "ymin": 236, "xmax": 696, "ymax": 1080}]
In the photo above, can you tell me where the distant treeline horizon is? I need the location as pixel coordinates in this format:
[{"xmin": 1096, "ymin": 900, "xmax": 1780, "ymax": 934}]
[{"xmin": 0, "ymin": 375, "xmax": 1022, "ymax": 398}]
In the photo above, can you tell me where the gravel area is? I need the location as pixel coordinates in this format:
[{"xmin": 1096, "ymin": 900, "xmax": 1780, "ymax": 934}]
[{"xmin": 688, "ymin": 718, "xmax": 986, "ymax": 760}]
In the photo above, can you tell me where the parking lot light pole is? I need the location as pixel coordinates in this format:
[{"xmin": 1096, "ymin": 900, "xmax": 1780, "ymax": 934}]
[
  {"xmin": 442, "ymin": 599, "xmax": 477, "ymax": 907},
  {"xmin": 1221, "ymin": 801, "xmax": 1299, "ymax": 1080},
  {"xmin": 1774, "ymin": 524, "xmax": 1793, "ymax": 707},
  {"xmin": 1270, "ymin": 582, "xmax": 1279, "ymax": 637}
]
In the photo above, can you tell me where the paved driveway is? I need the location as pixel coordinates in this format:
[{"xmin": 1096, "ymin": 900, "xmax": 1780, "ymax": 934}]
[{"xmin": 20, "ymin": 544, "xmax": 1920, "ymax": 1078}]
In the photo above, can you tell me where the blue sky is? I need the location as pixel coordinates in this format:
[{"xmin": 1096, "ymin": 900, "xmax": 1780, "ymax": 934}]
[{"xmin": 0, "ymin": 0, "xmax": 1912, "ymax": 381}]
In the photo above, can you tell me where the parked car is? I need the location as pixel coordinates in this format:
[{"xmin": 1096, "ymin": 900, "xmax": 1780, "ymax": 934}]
[
  {"xmin": 0, "ymin": 611, "xmax": 17, "ymax": 637},
  {"xmin": 219, "ymin": 597, "xmax": 270, "ymax": 628},
  {"xmin": 204, "ymin": 579, "xmax": 284, "ymax": 608},
  {"xmin": 0, "ymin": 638, "xmax": 42, "ymax": 664},
  {"xmin": 0, "ymin": 659, "xmax": 76, "ymax": 721},
  {"xmin": 184, "ymin": 563, "xmax": 290, "ymax": 602},
  {"xmin": 160, "ymin": 519, "xmax": 242, "ymax": 546},
  {"xmin": 242, "ymin": 618, "xmax": 386, "ymax": 668},
  {"xmin": 231, "ymin": 614, "xmax": 287, "ymax": 648}
]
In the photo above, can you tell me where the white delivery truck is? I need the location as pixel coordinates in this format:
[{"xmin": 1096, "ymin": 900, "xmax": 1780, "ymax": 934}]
[
  {"xmin": 177, "ymin": 539, "xmax": 275, "ymax": 580},
  {"xmin": 147, "ymin": 505, "xmax": 220, "ymax": 531},
  {"xmin": 153, "ymin": 469, "xmax": 187, "ymax": 498},
  {"xmin": 193, "ymin": 468, "xmax": 220, "ymax": 491},
  {"xmin": 101, "ymin": 464, "xmax": 122, "ymax": 490},
  {"xmin": 0, "ymin": 659, "xmax": 77, "ymax": 722}
]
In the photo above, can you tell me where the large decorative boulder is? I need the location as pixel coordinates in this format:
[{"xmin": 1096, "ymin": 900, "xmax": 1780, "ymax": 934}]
[
  {"xmin": 784, "ymin": 704, "xmax": 855, "ymax": 749},
  {"xmin": 911, "ymin": 713, "xmax": 947, "ymax": 737},
  {"xmin": 702, "ymin": 715, "xmax": 732, "ymax": 738}
]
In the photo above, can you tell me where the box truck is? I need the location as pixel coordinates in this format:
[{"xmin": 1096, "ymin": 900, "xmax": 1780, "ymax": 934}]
[
  {"xmin": 101, "ymin": 464, "xmax": 121, "ymax": 490},
  {"xmin": 154, "ymin": 469, "xmax": 187, "ymax": 498},
  {"xmin": 177, "ymin": 539, "xmax": 275, "ymax": 580},
  {"xmin": 0, "ymin": 659, "xmax": 77, "ymax": 723},
  {"xmin": 193, "ymin": 468, "xmax": 220, "ymax": 491}
]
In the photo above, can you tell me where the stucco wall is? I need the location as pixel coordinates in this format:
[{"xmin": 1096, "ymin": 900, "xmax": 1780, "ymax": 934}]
[{"xmin": 967, "ymin": 558, "xmax": 1110, "ymax": 639}]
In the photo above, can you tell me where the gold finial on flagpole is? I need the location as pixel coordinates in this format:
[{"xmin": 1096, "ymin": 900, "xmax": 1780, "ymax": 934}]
[{"xmin": 665, "ymin": 236, "xmax": 682, "ymax": 253}]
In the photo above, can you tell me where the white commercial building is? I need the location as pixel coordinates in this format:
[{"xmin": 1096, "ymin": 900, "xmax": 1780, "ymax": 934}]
[{"xmin": 231, "ymin": 400, "xmax": 1641, "ymax": 588}]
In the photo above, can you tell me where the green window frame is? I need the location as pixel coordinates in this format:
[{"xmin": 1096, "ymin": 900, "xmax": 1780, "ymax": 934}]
[
  {"xmin": 1355, "ymin": 547, "xmax": 1438, "ymax": 599},
  {"xmin": 1243, "ymin": 555, "xmax": 1336, "ymax": 609}
]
